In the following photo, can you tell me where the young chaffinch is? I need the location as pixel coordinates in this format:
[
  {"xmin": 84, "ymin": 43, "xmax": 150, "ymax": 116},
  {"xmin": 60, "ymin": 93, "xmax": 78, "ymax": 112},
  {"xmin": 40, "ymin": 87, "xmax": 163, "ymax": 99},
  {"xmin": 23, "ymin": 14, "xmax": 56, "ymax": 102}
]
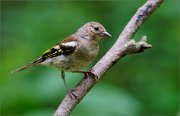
[{"xmin": 12, "ymin": 21, "xmax": 111, "ymax": 96}]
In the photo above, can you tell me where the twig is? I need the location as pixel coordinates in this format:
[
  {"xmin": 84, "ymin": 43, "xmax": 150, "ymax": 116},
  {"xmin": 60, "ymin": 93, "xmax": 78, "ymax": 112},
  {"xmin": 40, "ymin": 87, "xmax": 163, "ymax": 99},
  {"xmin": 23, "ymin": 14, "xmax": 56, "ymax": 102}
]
[{"xmin": 53, "ymin": 0, "xmax": 164, "ymax": 115}]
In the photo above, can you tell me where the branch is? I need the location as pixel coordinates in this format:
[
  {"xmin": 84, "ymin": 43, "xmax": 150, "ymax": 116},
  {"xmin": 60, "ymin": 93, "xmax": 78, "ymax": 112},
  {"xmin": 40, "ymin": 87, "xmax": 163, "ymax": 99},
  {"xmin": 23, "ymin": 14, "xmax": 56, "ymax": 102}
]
[{"xmin": 53, "ymin": 0, "xmax": 164, "ymax": 115}]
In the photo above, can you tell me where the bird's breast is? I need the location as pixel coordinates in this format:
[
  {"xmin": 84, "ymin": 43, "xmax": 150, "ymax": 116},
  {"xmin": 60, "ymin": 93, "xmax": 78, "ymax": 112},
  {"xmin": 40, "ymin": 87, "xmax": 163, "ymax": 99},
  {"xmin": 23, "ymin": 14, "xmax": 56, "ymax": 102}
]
[
  {"xmin": 75, "ymin": 42, "xmax": 99, "ymax": 62},
  {"xmin": 64, "ymin": 42, "xmax": 99, "ymax": 71}
]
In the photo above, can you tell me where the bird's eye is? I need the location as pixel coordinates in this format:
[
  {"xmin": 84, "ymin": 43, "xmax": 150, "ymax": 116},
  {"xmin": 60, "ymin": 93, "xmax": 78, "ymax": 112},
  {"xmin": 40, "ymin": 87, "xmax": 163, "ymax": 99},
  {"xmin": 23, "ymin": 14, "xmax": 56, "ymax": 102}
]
[{"xmin": 93, "ymin": 27, "xmax": 99, "ymax": 31}]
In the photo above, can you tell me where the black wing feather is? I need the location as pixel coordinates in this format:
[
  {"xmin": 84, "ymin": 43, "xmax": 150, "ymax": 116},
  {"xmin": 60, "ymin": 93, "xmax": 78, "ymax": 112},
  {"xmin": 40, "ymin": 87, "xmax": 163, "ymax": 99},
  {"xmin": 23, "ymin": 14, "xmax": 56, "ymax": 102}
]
[
  {"xmin": 60, "ymin": 44, "xmax": 76, "ymax": 55},
  {"xmin": 41, "ymin": 42, "xmax": 77, "ymax": 60}
]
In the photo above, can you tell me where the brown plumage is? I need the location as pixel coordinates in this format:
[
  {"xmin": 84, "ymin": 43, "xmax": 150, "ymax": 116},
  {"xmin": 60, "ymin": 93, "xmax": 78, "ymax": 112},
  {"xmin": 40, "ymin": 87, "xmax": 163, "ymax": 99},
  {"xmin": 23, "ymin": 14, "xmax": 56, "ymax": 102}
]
[{"xmin": 12, "ymin": 21, "xmax": 111, "ymax": 97}]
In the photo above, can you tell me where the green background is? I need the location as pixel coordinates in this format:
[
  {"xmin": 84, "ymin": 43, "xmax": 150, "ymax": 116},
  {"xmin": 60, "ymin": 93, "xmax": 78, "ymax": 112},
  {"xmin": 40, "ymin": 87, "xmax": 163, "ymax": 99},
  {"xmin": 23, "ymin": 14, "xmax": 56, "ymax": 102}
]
[{"xmin": 1, "ymin": 0, "xmax": 179, "ymax": 116}]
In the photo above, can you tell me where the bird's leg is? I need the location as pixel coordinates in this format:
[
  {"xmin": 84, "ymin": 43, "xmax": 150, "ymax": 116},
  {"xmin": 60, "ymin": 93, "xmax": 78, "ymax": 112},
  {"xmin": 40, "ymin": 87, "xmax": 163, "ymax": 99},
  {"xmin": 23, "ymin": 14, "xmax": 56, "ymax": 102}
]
[
  {"xmin": 61, "ymin": 70, "xmax": 77, "ymax": 98},
  {"xmin": 72, "ymin": 70, "xmax": 98, "ymax": 80},
  {"xmin": 61, "ymin": 70, "xmax": 68, "ymax": 91}
]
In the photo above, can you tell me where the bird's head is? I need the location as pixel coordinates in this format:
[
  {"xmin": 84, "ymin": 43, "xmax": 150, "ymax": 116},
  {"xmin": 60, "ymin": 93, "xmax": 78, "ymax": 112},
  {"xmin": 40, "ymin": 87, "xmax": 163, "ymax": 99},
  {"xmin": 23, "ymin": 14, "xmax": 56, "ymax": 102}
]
[{"xmin": 75, "ymin": 21, "xmax": 112, "ymax": 41}]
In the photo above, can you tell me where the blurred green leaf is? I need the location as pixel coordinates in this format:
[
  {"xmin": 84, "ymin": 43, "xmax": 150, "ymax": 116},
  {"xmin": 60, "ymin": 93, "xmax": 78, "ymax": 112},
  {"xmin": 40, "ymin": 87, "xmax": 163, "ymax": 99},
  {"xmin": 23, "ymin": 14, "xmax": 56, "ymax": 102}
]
[{"xmin": 1, "ymin": 0, "xmax": 179, "ymax": 115}]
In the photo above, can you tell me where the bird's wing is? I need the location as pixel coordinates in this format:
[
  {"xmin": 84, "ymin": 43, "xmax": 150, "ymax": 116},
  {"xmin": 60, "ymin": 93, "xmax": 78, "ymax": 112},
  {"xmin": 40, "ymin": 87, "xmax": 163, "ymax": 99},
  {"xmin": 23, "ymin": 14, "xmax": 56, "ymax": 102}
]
[
  {"xmin": 23, "ymin": 36, "xmax": 78, "ymax": 70},
  {"xmin": 41, "ymin": 44, "xmax": 62, "ymax": 58},
  {"xmin": 41, "ymin": 36, "xmax": 78, "ymax": 59},
  {"xmin": 12, "ymin": 36, "xmax": 78, "ymax": 73}
]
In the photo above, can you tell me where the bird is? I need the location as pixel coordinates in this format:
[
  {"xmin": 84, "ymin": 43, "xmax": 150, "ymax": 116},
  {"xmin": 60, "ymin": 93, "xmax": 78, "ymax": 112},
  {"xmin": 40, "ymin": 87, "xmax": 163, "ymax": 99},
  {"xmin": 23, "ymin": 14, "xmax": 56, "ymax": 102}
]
[{"xmin": 12, "ymin": 21, "xmax": 111, "ymax": 97}]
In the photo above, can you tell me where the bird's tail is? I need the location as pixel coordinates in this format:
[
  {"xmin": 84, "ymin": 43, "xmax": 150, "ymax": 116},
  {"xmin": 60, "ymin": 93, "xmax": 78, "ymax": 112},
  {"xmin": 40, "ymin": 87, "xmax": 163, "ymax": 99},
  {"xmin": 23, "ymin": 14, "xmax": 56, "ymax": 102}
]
[{"xmin": 11, "ymin": 57, "xmax": 44, "ymax": 73}]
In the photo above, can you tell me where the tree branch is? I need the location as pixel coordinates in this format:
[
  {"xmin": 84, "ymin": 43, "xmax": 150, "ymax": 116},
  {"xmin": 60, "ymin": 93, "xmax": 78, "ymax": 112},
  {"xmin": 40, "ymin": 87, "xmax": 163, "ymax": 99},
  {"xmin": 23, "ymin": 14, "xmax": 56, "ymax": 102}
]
[{"xmin": 53, "ymin": 0, "xmax": 164, "ymax": 115}]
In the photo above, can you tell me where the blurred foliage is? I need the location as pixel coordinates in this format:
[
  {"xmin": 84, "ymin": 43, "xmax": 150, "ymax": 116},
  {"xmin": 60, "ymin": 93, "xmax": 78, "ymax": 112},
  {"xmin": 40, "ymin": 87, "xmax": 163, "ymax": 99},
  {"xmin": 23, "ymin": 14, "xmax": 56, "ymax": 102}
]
[{"xmin": 1, "ymin": 0, "xmax": 179, "ymax": 116}]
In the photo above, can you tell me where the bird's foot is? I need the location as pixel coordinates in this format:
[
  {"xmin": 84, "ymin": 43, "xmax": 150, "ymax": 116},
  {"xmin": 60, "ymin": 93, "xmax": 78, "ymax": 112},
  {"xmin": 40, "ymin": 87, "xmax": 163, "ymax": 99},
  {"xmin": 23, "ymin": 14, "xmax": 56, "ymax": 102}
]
[
  {"xmin": 67, "ymin": 89, "xmax": 78, "ymax": 99},
  {"xmin": 85, "ymin": 69, "xmax": 99, "ymax": 81},
  {"xmin": 72, "ymin": 70, "xmax": 98, "ymax": 81}
]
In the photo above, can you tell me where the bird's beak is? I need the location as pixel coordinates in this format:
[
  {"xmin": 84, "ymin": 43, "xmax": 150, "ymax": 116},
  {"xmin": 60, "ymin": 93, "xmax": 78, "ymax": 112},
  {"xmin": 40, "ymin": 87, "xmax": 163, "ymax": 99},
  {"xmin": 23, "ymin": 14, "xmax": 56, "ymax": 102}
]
[{"xmin": 101, "ymin": 31, "xmax": 112, "ymax": 38}]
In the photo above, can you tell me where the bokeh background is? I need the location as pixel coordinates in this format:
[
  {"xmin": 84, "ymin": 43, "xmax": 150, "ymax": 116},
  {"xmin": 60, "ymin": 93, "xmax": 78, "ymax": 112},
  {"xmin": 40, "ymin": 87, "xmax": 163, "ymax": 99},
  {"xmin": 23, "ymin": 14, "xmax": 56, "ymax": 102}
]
[{"xmin": 1, "ymin": 0, "xmax": 179, "ymax": 116}]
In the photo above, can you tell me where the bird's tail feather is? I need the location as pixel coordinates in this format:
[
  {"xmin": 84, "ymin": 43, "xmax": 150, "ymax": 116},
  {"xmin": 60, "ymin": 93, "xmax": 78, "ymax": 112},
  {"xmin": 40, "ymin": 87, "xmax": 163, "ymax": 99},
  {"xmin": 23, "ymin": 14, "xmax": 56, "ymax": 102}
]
[
  {"xmin": 11, "ymin": 63, "xmax": 37, "ymax": 73},
  {"xmin": 11, "ymin": 57, "xmax": 44, "ymax": 73}
]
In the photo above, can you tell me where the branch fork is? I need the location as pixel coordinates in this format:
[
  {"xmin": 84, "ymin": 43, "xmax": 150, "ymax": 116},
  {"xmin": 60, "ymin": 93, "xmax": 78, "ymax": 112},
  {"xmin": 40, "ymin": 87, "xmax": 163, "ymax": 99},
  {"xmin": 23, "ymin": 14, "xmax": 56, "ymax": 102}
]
[{"xmin": 126, "ymin": 36, "xmax": 152, "ymax": 54}]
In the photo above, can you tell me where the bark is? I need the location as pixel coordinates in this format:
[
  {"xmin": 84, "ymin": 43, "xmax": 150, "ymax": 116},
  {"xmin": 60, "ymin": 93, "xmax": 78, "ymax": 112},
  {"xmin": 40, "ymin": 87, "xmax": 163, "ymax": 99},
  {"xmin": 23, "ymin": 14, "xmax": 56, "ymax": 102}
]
[{"xmin": 53, "ymin": 0, "xmax": 164, "ymax": 115}]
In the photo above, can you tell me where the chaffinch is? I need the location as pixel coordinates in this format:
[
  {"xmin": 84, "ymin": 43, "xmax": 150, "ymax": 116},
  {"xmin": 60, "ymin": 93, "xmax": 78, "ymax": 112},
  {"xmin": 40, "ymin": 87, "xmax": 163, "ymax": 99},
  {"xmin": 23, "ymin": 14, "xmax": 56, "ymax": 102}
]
[{"xmin": 12, "ymin": 21, "xmax": 111, "ymax": 96}]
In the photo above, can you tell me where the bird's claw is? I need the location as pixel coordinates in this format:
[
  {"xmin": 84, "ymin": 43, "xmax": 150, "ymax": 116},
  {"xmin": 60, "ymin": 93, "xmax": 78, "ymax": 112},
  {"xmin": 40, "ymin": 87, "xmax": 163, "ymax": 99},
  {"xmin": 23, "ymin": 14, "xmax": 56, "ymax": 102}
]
[
  {"xmin": 72, "ymin": 70, "xmax": 99, "ymax": 81},
  {"xmin": 68, "ymin": 89, "xmax": 77, "ymax": 99},
  {"xmin": 85, "ymin": 71, "xmax": 98, "ymax": 80}
]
